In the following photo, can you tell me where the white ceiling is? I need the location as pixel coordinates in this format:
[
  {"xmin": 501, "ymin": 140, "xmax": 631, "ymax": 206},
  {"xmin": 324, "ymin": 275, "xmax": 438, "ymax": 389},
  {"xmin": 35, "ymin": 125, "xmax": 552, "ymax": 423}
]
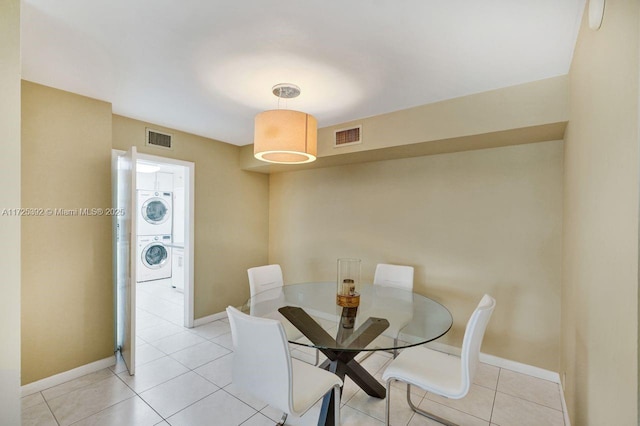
[{"xmin": 21, "ymin": 0, "xmax": 585, "ymax": 146}]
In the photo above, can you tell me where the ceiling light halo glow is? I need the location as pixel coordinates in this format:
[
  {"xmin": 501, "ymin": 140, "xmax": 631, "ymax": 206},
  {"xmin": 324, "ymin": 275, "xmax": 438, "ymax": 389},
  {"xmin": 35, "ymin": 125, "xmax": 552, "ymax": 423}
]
[{"xmin": 253, "ymin": 87, "xmax": 318, "ymax": 164}]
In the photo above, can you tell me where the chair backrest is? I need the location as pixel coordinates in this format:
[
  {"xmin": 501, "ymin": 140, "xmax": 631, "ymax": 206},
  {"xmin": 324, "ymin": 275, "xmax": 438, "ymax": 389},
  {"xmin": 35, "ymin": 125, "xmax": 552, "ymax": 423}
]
[
  {"xmin": 373, "ymin": 263, "xmax": 414, "ymax": 291},
  {"xmin": 460, "ymin": 294, "xmax": 496, "ymax": 396},
  {"xmin": 247, "ymin": 264, "xmax": 284, "ymax": 296},
  {"xmin": 226, "ymin": 306, "xmax": 293, "ymax": 413}
]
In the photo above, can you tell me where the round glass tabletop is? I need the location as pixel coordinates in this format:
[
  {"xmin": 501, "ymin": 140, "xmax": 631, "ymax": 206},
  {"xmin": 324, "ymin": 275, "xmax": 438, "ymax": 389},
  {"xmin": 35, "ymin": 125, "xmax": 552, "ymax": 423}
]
[{"xmin": 242, "ymin": 282, "xmax": 453, "ymax": 352}]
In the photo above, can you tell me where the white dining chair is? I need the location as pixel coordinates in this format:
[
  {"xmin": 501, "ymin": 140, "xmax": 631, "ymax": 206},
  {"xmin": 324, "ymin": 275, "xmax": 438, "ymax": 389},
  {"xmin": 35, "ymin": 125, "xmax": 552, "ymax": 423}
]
[
  {"xmin": 373, "ymin": 263, "xmax": 414, "ymax": 357},
  {"xmin": 247, "ymin": 264, "xmax": 284, "ymax": 295},
  {"xmin": 373, "ymin": 263, "xmax": 414, "ymax": 291},
  {"xmin": 226, "ymin": 306, "xmax": 343, "ymax": 426},
  {"xmin": 247, "ymin": 264, "xmax": 320, "ymax": 365},
  {"xmin": 382, "ymin": 294, "xmax": 496, "ymax": 426}
]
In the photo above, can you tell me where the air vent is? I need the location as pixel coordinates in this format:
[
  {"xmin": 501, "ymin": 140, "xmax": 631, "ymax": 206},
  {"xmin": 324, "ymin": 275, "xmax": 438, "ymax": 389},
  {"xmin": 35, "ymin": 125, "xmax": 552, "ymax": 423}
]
[
  {"xmin": 334, "ymin": 125, "xmax": 362, "ymax": 147},
  {"xmin": 146, "ymin": 128, "xmax": 173, "ymax": 150}
]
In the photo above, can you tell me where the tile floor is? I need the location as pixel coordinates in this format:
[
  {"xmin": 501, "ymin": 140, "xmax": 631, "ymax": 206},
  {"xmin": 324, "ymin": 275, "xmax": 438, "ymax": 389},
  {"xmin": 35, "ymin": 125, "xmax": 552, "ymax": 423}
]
[{"xmin": 22, "ymin": 280, "xmax": 568, "ymax": 425}]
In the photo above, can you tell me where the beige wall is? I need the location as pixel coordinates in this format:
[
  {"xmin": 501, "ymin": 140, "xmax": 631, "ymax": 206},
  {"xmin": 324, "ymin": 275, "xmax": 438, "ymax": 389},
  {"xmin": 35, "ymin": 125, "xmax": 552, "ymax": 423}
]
[
  {"xmin": 317, "ymin": 75, "xmax": 568, "ymax": 157},
  {"xmin": 112, "ymin": 115, "xmax": 269, "ymax": 318},
  {"xmin": 562, "ymin": 0, "xmax": 639, "ymax": 424},
  {"xmin": 0, "ymin": 0, "xmax": 22, "ymax": 422},
  {"xmin": 20, "ymin": 84, "xmax": 270, "ymax": 384},
  {"xmin": 240, "ymin": 76, "xmax": 568, "ymax": 173},
  {"xmin": 269, "ymin": 140, "xmax": 564, "ymax": 371},
  {"xmin": 21, "ymin": 81, "xmax": 114, "ymax": 384}
]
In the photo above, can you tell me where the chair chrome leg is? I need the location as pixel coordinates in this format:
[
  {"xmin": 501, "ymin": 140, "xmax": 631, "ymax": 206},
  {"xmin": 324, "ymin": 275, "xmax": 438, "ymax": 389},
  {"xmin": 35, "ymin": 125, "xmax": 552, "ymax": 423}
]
[
  {"xmin": 385, "ymin": 380, "xmax": 392, "ymax": 426},
  {"xmin": 334, "ymin": 384, "xmax": 341, "ymax": 425},
  {"xmin": 392, "ymin": 338, "xmax": 399, "ymax": 358},
  {"xmin": 276, "ymin": 412, "xmax": 287, "ymax": 425},
  {"xmin": 315, "ymin": 349, "xmax": 320, "ymax": 366},
  {"xmin": 406, "ymin": 384, "xmax": 458, "ymax": 426}
]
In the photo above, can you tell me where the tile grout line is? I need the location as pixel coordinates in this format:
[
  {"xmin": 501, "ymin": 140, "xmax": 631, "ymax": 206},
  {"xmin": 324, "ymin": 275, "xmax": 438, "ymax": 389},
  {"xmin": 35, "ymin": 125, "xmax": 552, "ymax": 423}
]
[
  {"xmin": 129, "ymin": 339, "xmax": 223, "ymax": 424},
  {"xmin": 489, "ymin": 367, "xmax": 501, "ymax": 424},
  {"xmin": 40, "ymin": 391, "xmax": 61, "ymax": 426}
]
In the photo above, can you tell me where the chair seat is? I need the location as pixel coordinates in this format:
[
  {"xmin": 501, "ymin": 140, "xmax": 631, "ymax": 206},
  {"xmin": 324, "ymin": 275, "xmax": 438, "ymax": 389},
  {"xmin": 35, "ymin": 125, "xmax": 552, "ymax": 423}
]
[
  {"xmin": 291, "ymin": 359, "xmax": 343, "ymax": 414},
  {"xmin": 382, "ymin": 346, "xmax": 465, "ymax": 399}
]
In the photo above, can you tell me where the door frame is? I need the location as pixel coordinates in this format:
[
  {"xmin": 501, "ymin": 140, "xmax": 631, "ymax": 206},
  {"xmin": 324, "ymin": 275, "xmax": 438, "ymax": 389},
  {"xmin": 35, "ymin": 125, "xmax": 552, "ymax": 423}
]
[{"xmin": 112, "ymin": 149, "xmax": 196, "ymax": 334}]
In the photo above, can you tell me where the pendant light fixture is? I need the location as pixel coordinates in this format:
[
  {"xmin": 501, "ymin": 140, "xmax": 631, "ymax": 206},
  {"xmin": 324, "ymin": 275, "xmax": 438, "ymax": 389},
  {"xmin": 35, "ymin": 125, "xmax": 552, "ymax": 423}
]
[{"xmin": 253, "ymin": 83, "xmax": 317, "ymax": 164}]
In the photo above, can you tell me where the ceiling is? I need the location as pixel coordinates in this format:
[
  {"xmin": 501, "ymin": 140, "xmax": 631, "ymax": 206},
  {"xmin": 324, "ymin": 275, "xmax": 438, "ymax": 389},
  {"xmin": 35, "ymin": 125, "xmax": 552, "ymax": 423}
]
[{"xmin": 21, "ymin": 0, "xmax": 586, "ymax": 146}]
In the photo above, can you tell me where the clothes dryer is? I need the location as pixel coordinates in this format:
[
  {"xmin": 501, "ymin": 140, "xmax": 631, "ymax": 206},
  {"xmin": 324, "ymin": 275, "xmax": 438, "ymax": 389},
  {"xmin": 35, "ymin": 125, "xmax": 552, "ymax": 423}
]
[
  {"xmin": 136, "ymin": 235, "xmax": 172, "ymax": 282},
  {"xmin": 137, "ymin": 190, "xmax": 172, "ymax": 235}
]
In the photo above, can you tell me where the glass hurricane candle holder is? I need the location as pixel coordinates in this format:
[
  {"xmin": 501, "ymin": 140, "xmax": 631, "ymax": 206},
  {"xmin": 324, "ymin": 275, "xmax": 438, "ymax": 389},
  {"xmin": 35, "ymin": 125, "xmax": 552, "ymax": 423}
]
[{"xmin": 336, "ymin": 258, "xmax": 361, "ymax": 308}]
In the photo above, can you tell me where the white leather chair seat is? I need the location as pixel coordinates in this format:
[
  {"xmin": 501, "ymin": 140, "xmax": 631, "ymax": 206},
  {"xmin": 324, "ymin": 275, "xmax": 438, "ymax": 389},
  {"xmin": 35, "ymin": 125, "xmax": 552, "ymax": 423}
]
[
  {"xmin": 381, "ymin": 294, "xmax": 496, "ymax": 425},
  {"xmin": 227, "ymin": 306, "xmax": 343, "ymax": 424},
  {"xmin": 382, "ymin": 347, "xmax": 464, "ymax": 398},
  {"xmin": 291, "ymin": 359, "xmax": 342, "ymax": 414}
]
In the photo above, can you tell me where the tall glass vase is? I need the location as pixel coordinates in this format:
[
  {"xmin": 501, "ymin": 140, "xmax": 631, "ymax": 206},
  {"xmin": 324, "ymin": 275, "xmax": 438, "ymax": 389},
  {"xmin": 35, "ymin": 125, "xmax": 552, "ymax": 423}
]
[{"xmin": 336, "ymin": 258, "xmax": 361, "ymax": 309}]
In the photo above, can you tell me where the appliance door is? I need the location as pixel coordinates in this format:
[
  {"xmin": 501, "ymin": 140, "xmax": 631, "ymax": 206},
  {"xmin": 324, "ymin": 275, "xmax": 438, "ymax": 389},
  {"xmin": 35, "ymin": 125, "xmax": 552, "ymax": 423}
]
[
  {"xmin": 141, "ymin": 197, "xmax": 170, "ymax": 225},
  {"xmin": 142, "ymin": 242, "xmax": 169, "ymax": 269}
]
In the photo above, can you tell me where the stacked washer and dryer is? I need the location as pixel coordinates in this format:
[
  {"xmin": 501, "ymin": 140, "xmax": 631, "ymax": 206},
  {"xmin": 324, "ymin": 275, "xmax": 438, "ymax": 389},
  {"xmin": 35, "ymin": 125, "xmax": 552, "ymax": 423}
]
[{"xmin": 136, "ymin": 190, "xmax": 173, "ymax": 283}]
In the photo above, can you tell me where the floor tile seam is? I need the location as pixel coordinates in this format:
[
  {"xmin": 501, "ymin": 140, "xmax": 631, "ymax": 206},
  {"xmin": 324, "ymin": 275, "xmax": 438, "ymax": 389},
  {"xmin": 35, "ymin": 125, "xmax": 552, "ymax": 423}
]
[
  {"xmin": 497, "ymin": 367, "xmax": 561, "ymax": 385},
  {"xmin": 151, "ymin": 338, "xmax": 210, "ymax": 356},
  {"xmin": 339, "ymin": 386, "xmax": 359, "ymax": 406},
  {"xmin": 191, "ymin": 363, "xmax": 232, "ymax": 388},
  {"xmin": 493, "ymin": 387, "xmax": 563, "ymax": 412},
  {"xmin": 40, "ymin": 394, "xmax": 62, "ymax": 426},
  {"xmin": 338, "ymin": 401, "xmax": 388, "ymax": 424},
  {"xmin": 129, "ymin": 350, "xmax": 169, "ymax": 369},
  {"xmin": 239, "ymin": 412, "xmax": 271, "ymax": 425},
  {"xmin": 64, "ymin": 394, "xmax": 142, "ymax": 426},
  {"xmin": 219, "ymin": 387, "xmax": 265, "ymax": 418},
  {"xmin": 139, "ymin": 380, "xmax": 220, "ymax": 419},
  {"xmin": 488, "ymin": 370, "xmax": 499, "ymax": 426},
  {"xmin": 168, "ymin": 348, "xmax": 231, "ymax": 371},
  {"xmin": 138, "ymin": 329, "xmax": 188, "ymax": 346},
  {"xmin": 163, "ymin": 387, "xmax": 228, "ymax": 422},
  {"xmin": 136, "ymin": 370, "xmax": 205, "ymax": 397},
  {"xmin": 111, "ymin": 370, "xmax": 181, "ymax": 422},
  {"xmin": 494, "ymin": 390, "xmax": 565, "ymax": 413},
  {"xmin": 187, "ymin": 329, "xmax": 229, "ymax": 340},
  {"xmin": 43, "ymin": 372, "xmax": 119, "ymax": 404},
  {"xmin": 419, "ymin": 396, "xmax": 493, "ymax": 424},
  {"xmin": 189, "ymin": 339, "xmax": 233, "ymax": 356},
  {"xmin": 256, "ymin": 404, "xmax": 278, "ymax": 422}
]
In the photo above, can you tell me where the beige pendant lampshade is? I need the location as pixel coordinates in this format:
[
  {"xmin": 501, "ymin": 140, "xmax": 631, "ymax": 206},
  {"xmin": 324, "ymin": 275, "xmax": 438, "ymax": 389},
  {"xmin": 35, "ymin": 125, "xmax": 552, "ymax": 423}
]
[{"xmin": 254, "ymin": 109, "xmax": 317, "ymax": 164}]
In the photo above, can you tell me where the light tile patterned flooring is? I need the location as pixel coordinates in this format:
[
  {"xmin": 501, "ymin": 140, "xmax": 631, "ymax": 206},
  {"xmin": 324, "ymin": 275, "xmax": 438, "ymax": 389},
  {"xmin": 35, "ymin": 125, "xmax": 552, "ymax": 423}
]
[{"xmin": 22, "ymin": 280, "xmax": 568, "ymax": 425}]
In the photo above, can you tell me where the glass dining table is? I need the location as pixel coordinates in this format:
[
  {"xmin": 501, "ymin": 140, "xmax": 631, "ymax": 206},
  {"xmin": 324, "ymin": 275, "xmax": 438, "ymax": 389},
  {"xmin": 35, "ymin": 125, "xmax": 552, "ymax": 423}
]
[{"xmin": 242, "ymin": 281, "xmax": 453, "ymax": 426}]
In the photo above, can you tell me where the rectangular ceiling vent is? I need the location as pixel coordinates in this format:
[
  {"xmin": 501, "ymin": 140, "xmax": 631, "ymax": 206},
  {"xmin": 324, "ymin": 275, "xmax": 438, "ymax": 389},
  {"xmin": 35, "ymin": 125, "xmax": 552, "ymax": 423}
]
[
  {"xmin": 334, "ymin": 125, "xmax": 362, "ymax": 148},
  {"xmin": 146, "ymin": 128, "xmax": 173, "ymax": 150}
]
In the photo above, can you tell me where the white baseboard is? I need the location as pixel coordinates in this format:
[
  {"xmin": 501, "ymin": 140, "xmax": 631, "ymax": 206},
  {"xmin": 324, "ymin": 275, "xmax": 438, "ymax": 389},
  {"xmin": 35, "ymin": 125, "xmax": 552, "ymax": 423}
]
[
  {"xmin": 422, "ymin": 340, "xmax": 561, "ymax": 383},
  {"xmin": 193, "ymin": 310, "xmax": 228, "ymax": 327},
  {"xmin": 21, "ymin": 356, "xmax": 116, "ymax": 397}
]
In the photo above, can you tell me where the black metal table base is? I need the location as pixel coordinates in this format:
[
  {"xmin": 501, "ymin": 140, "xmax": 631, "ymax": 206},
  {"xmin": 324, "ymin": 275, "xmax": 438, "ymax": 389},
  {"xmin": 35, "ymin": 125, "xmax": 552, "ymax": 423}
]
[{"xmin": 278, "ymin": 307, "xmax": 389, "ymax": 426}]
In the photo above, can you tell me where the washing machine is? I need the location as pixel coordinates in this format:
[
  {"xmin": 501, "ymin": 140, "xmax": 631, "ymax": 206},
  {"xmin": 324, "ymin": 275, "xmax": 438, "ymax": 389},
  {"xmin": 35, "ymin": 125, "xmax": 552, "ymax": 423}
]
[
  {"xmin": 137, "ymin": 190, "xmax": 172, "ymax": 235},
  {"xmin": 136, "ymin": 235, "xmax": 172, "ymax": 282}
]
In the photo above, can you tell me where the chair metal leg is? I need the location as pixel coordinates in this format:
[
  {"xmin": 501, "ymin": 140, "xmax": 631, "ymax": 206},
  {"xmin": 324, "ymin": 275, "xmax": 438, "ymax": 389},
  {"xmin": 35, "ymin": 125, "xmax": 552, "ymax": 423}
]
[
  {"xmin": 405, "ymin": 384, "xmax": 458, "ymax": 426},
  {"xmin": 315, "ymin": 349, "xmax": 320, "ymax": 366},
  {"xmin": 276, "ymin": 412, "xmax": 287, "ymax": 425},
  {"xmin": 385, "ymin": 380, "xmax": 392, "ymax": 425},
  {"xmin": 334, "ymin": 384, "xmax": 341, "ymax": 425}
]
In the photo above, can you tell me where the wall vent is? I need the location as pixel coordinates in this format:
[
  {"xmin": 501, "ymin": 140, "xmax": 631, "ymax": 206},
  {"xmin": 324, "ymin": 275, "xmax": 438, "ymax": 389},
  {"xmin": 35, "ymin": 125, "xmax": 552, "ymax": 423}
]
[
  {"xmin": 334, "ymin": 125, "xmax": 362, "ymax": 147},
  {"xmin": 146, "ymin": 128, "xmax": 173, "ymax": 150}
]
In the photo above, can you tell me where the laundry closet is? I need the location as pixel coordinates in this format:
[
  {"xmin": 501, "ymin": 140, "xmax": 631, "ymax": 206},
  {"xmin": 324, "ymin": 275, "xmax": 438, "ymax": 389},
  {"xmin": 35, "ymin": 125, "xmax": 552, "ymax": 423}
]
[{"xmin": 136, "ymin": 161, "xmax": 186, "ymax": 308}]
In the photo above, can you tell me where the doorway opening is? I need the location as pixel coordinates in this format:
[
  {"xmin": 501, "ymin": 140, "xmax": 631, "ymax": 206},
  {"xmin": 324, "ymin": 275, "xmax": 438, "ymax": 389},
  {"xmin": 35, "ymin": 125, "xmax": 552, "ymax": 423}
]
[{"xmin": 113, "ymin": 148, "xmax": 195, "ymax": 375}]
